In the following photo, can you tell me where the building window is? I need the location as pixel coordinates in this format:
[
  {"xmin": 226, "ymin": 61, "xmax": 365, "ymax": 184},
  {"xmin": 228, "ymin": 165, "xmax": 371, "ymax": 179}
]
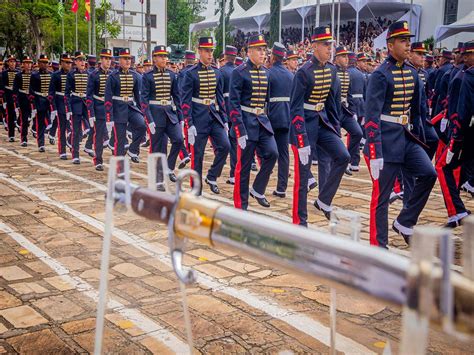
[
  {"xmin": 150, "ymin": 14, "xmax": 157, "ymax": 28},
  {"xmin": 444, "ymin": 0, "xmax": 458, "ymax": 25},
  {"xmin": 124, "ymin": 15, "xmax": 133, "ymax": 25}
]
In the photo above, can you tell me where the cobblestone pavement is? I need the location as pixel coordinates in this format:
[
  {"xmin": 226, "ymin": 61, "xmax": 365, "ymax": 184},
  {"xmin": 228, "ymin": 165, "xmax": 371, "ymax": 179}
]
[{"xmin": 0, "ymin": 130, "xmax": 473, "ymax": 354}]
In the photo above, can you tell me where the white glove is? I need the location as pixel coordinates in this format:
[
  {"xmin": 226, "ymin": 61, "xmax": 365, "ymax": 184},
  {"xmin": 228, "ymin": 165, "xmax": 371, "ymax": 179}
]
[
  {"xmin": 225, "ymin": 122, "xmax": 229, "ymax": 132},
  {"xmin": 440, "ymin": 117, "xmax": 448, "ymax": 133},
  {"xmin": 353, "ymin": 114, "xmax": 358, "ymax": 121},
  {"xmin": 31, "ymin": 109, "xmax": 37, "ymax": 118},
  {"xmin": 66, "ymin": 111, "xmax": 72, "ymax": 120},
  {"xmin": 238, "ymin": 135, "xmax": 248, "ymax": 150},
  {"xmin": 2, "ymin": 103, "xmax": 6, "ymax": 110},
  {"xmin": 50, "ymin": 110, "xmax": 57, "ymax": 122},
  {"xmin": 470, "ymin": 116, "xmax": 474, "ymax": 127},
  {"xmin": 446, "ymin": 150, "xmax": 454, "ymax": 165},
  {"xmin": 106, "ymin": 121, "xmax": 114, "ymax": 135},
  {"xmin": 15, "ymin": 107, "xmax": 20, "ymax": 118},
  {"xmin": 148, "ymin": 121, "xmax": 156, "ymax": 135},
  {"xmin": 188, "ymin": 125, "xmax": 197, "ymax": 145},
  {"xmin": 369, "ymin": 158, "xmax": 384, "ymax": 180},
  {"xmin": 298, "ymin": 145, "xmax": 311, "ymax": 165},
  {"xmin": 180, "ymin": 120, "xmax": 185, "ymax": 131}
]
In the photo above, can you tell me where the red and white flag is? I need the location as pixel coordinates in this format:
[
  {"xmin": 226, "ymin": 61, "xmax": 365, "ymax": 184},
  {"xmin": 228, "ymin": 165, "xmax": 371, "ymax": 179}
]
[
  {"xmin": 71, "ymin": 0, "xmax": 79, "ymax": 13},
  {"xmin": 85, "ymin": 0, "xmax": 91, "ymax": 21}
]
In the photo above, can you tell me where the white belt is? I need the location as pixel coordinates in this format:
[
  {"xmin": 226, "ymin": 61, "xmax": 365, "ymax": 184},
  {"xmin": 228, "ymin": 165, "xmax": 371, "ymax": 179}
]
[
  {"xmin": 5, "ymin": 86, "xmax": 13, "ymax": 90},
  {"xmin": 269, "ymin": 97, "xmax": 290, "ymax": 103},
  {"xmin": 112, "ymin": 95, "xmax": 135, "ymax": 103},
  {"xmin": 149, "ymin": 99, "xmax": 172, "ymax": 106},
  {"xmin": 241, "ymin": 105, "xmax": 265, "ymax": 115},
  {"xmin": 223, "ymin": 93, "xmax": 230, "ymax": 98},
  {"xmin": 352, "ymin": 94, "xmax": 363, "ymax": 98},
  {"xmin": 55, "ymin": 92, "xmax": 65, "ymax": 96},
  {"xmin": 71, "ymin": 92, "xmax": 86, "ymax": 98},
  {"xmin": 34, "ymin": 91, "xmax": 48, "ymax": 97},
  {"xmin": 380, "ymin": 114, "xmax": 409, "ymax": 126},
  {"xmin": 93, "ymin": 94, "xmax": 104, "ymax": 102},
  {"xmin": 192, "ymin": 97, "xmax": 215, "ymax": 106},
  {"xmin": 19, "ymin": 89, "xmax": 28, "ymax": 94},
  {"xmin": 303, "ymin": 102, "xmax": 325, "ymax": 112}
]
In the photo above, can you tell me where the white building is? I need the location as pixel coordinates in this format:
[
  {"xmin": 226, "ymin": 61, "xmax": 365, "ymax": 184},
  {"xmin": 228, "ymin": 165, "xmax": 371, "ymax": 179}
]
[{"xmin": 105, "ymin": 0, "xmax": 166, "ymax": 59}]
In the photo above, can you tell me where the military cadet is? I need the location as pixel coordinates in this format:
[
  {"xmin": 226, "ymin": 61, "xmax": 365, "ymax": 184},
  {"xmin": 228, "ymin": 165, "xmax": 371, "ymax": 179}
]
[
  {"xmin": 48, "ymin": 59, "xmax": 61, "ymax": 144},
  {"xmin": 335, "ymin": 46, "xmax": 363, "ymax": 176},
  {"xmin": 86, "ymin": 48, "xmax": 113, "ymax": 171},
  {"xmin": 141, "ymin": 45, "xmax": 183, "ymax": 182},
  {"xmin": 87, "ymin": 55, "xmax": 97, "ymax": 74},
  {"xmin": 51, "ymin": 61, "xmax": 60, "ymax": 72},
  {"xmin": 229, "ymin": 34, "xmax": 278, "ymax": 209},
  {"xmin": 219, "ymin": 45, "xmax": 238, "ymax": 185},
  {"xmin": 235, "ymin": 57, "xmax": 244, "ymax": 66},
  {"xmin": 104, "ymin": 48, "xmax": 146, "ymax": 163},
  {"xmin": 49, "ymin": 53, "xmax": 73, "ymax": 160},
  {"xmin": 0, "ymin": 55, "xmax": 19, "ymax": 141},
  {"xmin": 289, "ymin": 26, "xmax": 350, "ymax": 226},
  {"xmin": 0, "ymin": 59, "xmax": 5, "ymax": 128},
  {"xmin": 13, "ymin": 56, "xmax": 33, "ymax": 146},
  {"xmin": 143, "ymin": 59, "xmax": 152, "ymax": 73},
  {"xmin": 347, "ymin": 51, "xmax": 367, "ymax": 149},
  {"xmin": 65, "ymin": 51, "xmax": 89, "ymax": 164},
  {"xmin": 268, "ymin": 42, "xmax": 293, "ymax": 198},
  {"xmin": 424, "ymin": 55, "xmax": 435, "ymax": 76},
  {"xmin": 29, "ymin": 54, "xmax": 53, "ymax": 152},
  {"xmin": 364, "ymin": 21, "xmax": 437, "ymax": 248},
  {"xmin": 181, "ymin": 37, "xmax": 229, "ymax": 195},
  {"xmin": 285, "ymin": 50, "xmax": 299, "ymax": 73}
]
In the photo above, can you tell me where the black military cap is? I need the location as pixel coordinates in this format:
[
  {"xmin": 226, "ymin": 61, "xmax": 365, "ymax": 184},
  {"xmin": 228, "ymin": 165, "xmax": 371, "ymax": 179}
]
[
  {"xmin": 272, "ymin": 42, "xmax": 286, "ymax": 58},
  {"xmin": 152, "ymin": 45, "xmax": 168, "ymax": 56},
  {"xmin": 38, "ymin": 54, "xmax": 49, "ymax": 63},
  {"xmin": 74, "ymin": 51, "xmax": 86, "ymax": 60},
  {"xmin": 386, "ymin": 21, "xmax": 414, "ymax": 40},
  {"xmin": 99, "ymin": 48, "xmax": 112, "ymax": 58},
  {"xmin": 60, "ymin": 53, "xmax": 73, "ymax": 63}
]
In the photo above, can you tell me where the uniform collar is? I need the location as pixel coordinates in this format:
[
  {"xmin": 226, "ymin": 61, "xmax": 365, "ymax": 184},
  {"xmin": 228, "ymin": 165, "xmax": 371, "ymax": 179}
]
[
  {"xmin": 247, "ymin": 59, "xmax": 262, "ymax": 70},
  {"xmin": 119, "ymin": 67, "xmax": 130, "ymax": 74},
  {"xmin": 198, "ymin": 61, "xmax": 212, "ymax": 70},
  {"xmin": 387, "ymin": 55, "xmax": 405, "ymax": 67},
  {"xmin": 153, "ymin": 66, "xmax": 166, "ymax": 73},
  {"xmin": 336, "ymin": 65, "xmax": 347, "ymax": 71},
  {"xmin": 311, "ymin": 56, "xmax": 326, "ymax": 67},
  {"xmin": 225, "ymin": 61, "xmax": 235, "ymax": 67},
  {"xmin": 273, "ymin": 60, "xmax": 284, "ymax": 67}
]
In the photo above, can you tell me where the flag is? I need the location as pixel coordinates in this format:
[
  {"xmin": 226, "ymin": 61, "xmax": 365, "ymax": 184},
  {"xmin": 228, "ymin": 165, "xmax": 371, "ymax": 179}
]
[
  {"xmin": 57, "ymin": 0, "xmax": 64, "ymax": 18},
  {"xmin": 71, "ymin": 0, "xmax": 78, "ymax": 13},
  {"xmin": 85, "ymin": 0, "xmax": 91, "ymax": 21}
]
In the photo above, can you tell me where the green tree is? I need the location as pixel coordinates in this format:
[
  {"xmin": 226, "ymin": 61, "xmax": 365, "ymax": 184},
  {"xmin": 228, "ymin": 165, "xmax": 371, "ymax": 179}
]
[
  {"xmin": 269, "ymin": 0, "xmax": 280, "ymax": 45},
  {"xmin": 167, "ymin": 0, "xmax": 200, "ymax": 46},
  {"xmin": 215, "ymin": 0, "xmax": 235, "ymax": 58},
  {"xmin": 238, "ymin": 0, "xmax": 257, "ymax": 10}
]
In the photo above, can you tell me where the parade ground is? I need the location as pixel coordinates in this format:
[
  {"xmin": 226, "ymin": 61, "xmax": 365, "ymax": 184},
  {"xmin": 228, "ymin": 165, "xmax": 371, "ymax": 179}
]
[{"xmin": 0, "ymin": 129, "xmax": 473, "ymax": 354}]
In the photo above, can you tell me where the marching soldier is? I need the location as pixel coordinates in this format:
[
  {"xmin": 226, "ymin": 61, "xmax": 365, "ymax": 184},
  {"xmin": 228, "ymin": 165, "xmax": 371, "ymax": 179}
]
[
  {"xmin": 141, "ymin": 45, "xmax": 184, "ymax": 182},
  {"xmin": 181, "ymin": 37, "xmax": 229, "ymax": 195},
  {"xmin": 1, "ymin": 55, "xmax": 19, "ymax": 141},
  {"xmin": 104, "ymin": 48, "xmax": 146, "ymax": 163},
  {"xmin": 229, "ymin": 34, "xmax": 279, "ymax": 209},
  {"xmin": 268, "ymin": 42, "xmax": 293, "ymax": 198},
  {"xmin": 29, "ymin": 54, "xmax": 54, "ymax": 152},
  {"xmin": 347, "ymin": 51, "xmax": 367, "ymax": 150},
  {"xmin": 285, "ymin": 50, "xmax": 299, "ymax": 73},
  {"xmin": 13, "ymin": 56, "xmax": 33, "ymax": 146},
  {"xmin": 65, "ymin": 51, "xmax": 89, "ymax": 164},
  {"xmin": 364, "ymin": 21, "xmax": 437, "ymax": 248},
  {"xmin": 0, "ymin": 59, "xmax": 5, "ymax": 128},
  {"xmin": 87, "ymin": 55, "xmax": 97, "ymax": 74},
  {"xmin": 86, "ymin": 48, "xmax": 113, "ymax": 171},
  {"xmin": 143, "ymin": 59, "xmax": 153, "ymax": 73},
  {"xmin": 335, "ymin": 46, "xmax": 363, "ymax": 175},
  {"xmin": 219, "ymin": 45, "xmax": 238, "ymax": 185},
  {"xmin": 49, "ymin": 53, "xmax": 73, "ymax": 160},
  {"xmin": 289, "ymin": 27, "xmax": 350, "ymax": 226}
]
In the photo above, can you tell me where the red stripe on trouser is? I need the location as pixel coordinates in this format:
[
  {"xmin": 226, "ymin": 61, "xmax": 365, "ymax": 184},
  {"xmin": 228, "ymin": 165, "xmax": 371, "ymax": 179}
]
[
  {"xmin": 435, "ymin": 149, "xmax": 457, "ymax": 217},
  {"xmin": 346, "ymin": 133, "xmax": 351, "ymax": 149},
  {"xmin": 113, "ymin": 124, "xmax": 118, "ymax": 156},
  {"xmin": 71, "ymin": 115, "xmax": 75, "ymax": 157},
  {"xmin": 256, "ymin": 152, "xmax": 261, "ymax": 168},
  {"xmin": 147, "ymin": 125, "xmax": 152, "ymax": 154},
  {"xmin": 393, "ymin": 177, "xmax": 401, "ymax": 194},
  {"xmin": 435, "ymin": 140, "xmax": 446, "ymax": 162},
  {"xmin": 35, "ymin": 113, "xmax": 39, "ymax": 146},
  {"xmin": 92, "ymin": 123, "xmax": 97, "ymax": 165},
  {"xmin": 291, "ymin": 145, "xmax": 300, "ymax": 225},
  {"xmin": 364, "ymin": 155, "xmax": 379, "ymax": 246},
  {"xmin": 57, "ymin": 114, "xmax": 62, "ymax": 154},
  {"xmin": 190, "ymin": 144, "xmax": 195, "ymax": 187},
  {"xmin": 454, "ymin": 166, "xmax": 461, "ymax": 187},
  {"xmin": 234, "ymin": 144, "xmax": 242, "ymax": 209}
]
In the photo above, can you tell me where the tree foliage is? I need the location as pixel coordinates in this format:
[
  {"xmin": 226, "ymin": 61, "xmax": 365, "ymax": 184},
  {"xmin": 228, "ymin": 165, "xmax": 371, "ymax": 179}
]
[
  {"xmin": 238, "ymin": 0, "xmax": 257, "ymax": 11},
  {"xmin": 269, "ymin": 0, "xmax": 280, "ymax": 45},
  {"xmin": 168, "ymin": 0, "xmax": 201, "ymax": 46},
  {"xmin": 215, "ymin": 0, "xmax": 235, "ymax": 58}
]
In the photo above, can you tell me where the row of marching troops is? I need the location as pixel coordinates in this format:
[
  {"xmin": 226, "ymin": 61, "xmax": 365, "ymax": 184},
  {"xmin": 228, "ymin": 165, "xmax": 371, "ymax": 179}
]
[{"xmin": 0, "ymin": 20, "xmax": 472, "ymax": 250}]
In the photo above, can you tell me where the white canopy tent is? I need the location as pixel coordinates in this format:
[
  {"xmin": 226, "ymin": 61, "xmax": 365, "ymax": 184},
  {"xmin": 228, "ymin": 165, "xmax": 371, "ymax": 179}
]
[{"xmin": 434, "ymin": 10, "xmax": 474, "ymax": 43}]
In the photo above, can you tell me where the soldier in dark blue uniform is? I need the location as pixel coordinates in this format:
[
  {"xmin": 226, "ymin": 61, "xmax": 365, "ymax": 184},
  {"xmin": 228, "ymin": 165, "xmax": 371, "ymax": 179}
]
[
  {"xmin": 29, "ymin": 54, "xmax": 53, "ymax": 152},
  {"xmin": 219, "ymin": 46, "xmax": 238, "ymax": 185},
  {"xmin": 0, "ymin": 55, "xmax": 19, "ymax": 141},
  {"xmin": 13, "ymin": 56, "xmax": 33, "ymax": 146},
  {"xmin": 364, "ymin": 21, "xmax": 437, "ymax": 248},
  {"xmin": 181, "ymin": 37, "xmax": 229, "ymax": 195},
  {"xmin": 87, "ymin": 55, "xmax": 97, "ymax": 74},
  {"xmin": 104, "ymin": 48, "xmax": 146, "ymax": 163},
  {"xmin": 65, "ymin": 51, "xmax": 89, "ymax": 164},
  {"xmin": 285, "ymin": 50, "xmax": 299, "ymax": 74},
  {"xmin": 335, "ymin": 46, "xmax": 363, "ymax": 176},
  {"xmin": 49, "ymin": 53, "xmax": 73, "ymax": 160},
  {"xmin": 229, "ymin": 34, "xmax": 278, "ymax": 209},
  {"xmin": 347, "ymin": 51, "xmax": 367, "ymax": 153},
  {"xmin": 141, "ymin": 45, "xmax": 184, "ymax": 182},
  {"xmin": 289, "ymin": 27, "xmax": 350, "ymax": 226},
  {"xmin": 86, "ymin": 49, "xmax": 113, "ymax": 171},
  {"xmin": 268, "ymin": 42, "xmax": 293, "ymax": 198}
]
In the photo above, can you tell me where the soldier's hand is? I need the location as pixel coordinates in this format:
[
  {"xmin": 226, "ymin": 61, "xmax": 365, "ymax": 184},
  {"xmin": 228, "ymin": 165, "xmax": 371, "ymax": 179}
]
[
  {"xmin": 50, "ymin": 110, "xmax": 57, "ymax": 122},
  {"xmin": 148, "ymin": 121, "xmax": 156, "ymax": 135},
  {"xmin": 180, "ymin": 120, "xmax": 185, "ymax": 131},
  {"xmin": 369, "ymin": 158, "xmax": 384, "ymax": 180},
  {"xmin": 440, "ymin": 118, "xmax": 448, "ymax": 132},
  {"xmin": 225, "ymin": 123, "xmax": 229, "ymax": 132},
  {"xmin": 66, "ymin": 111, "xmax": 73, "ymax": 120},
  {"xmin": 446, "ymin": 149, "xmax": 454, "ymax": 165},
  {"xmin": 188, "ymin": 125, "xmax": 197, "ymax": 145},
  {"xmin": 15, "ymin": 108, "xmax": 20, "ymax": 118},
  {"xmin": 352, "ymin": 114, "xmax": 358, "ymax": 121},
  {"xmin": 31, "ymin": 109, "xmax": 37, "ymax": 118},
  {"xmin": 297, "ymin": 145, "xmax": 311, "ymax": 165},
  {"xmin": 238, "ymin": 135, "xmax": 248, "ymax": 150},
  {"xmin": 106, "ymin": 121, "xmax": 114, "ymax": 135},
  {"xmin": 2, "ymin": 103, "xmax": 6, "ymax": 110},
  {"xmin": 89, "ymin": 117, "xmax": 95, "ymax": 128},
  {"xmin": 470, "ymin": 116, "xmax": 474, "ymax": 127}
]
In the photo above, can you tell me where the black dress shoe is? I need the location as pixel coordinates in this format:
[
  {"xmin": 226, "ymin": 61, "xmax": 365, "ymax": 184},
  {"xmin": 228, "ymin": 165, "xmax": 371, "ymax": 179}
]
[
  {"xmin": 38, "ymin": 146, "xmax": 45, "ymax": 153},
  {"xmin": 95, "ymin": 164, "xmax": 104, "ymax": 171},
  {"xmin": 250, "ymin": 190, "xmax": 270, "ymax": 208},
  {"xmin": 272, "ymin": 191, "xmax": 286, "ymax": 198},
  {"xmin": 226, "ymin": 178, "xmax": 235, "ymax": 185},
  {"xmin": 178, "ymin": 156, "xmax": 190, "ymax": 169},
  {"xmin": 141, "ymin": 139, "xmax": 150, "ymax": 148},
  {"xmin": 444, "ymin": 210, "xmax": 471, "ymax": 228},
  {"xmin": 308, "ymin": 180, "xmax": 318, "ymax": 191},
  {"xmin": 344, "ymin": 167, "xmax": 353, "ymax": 176},
  {"xmin": 59, "ymin": 154, "xmax": 67, "ymax": 160},
  {"xmin": 169, "ymin": 172, "xmax": 177, "ymax": 183},
  {"xmin": 84, "ymin": 148, "xmax": 95, "ymax": 158},
  {"xmin": 313, "ymin": 200, "xmax": 331, "ymax": 220},
  {"xmin": 20, "ymin": 141, "xmax": 27, "ymax": 147},
  {"xmin": 205, "ymin": 178, "xmax": 220, "ymax": 194},
  {"xmin": 251, "ymin": 162, "xmax": 258, "ymax": 171},
  {"xmin": 392, "ymin": 222, "xmax": 411, "ymax": 246},
  {"xmin": 72, "ymin": 158, "xmax": 81, "ymax": 165},
  {"xmin": 156, "ymin": 183, "xmax": 166, "ymax": 192}
]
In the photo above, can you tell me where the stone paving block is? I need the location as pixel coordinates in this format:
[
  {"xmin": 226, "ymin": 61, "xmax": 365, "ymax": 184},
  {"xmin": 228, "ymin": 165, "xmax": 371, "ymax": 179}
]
[
  {"xmin": 249, "ymin": 269, "xmax": 272, "ymax": 279},
  {"xmin": 260, "ymin": 274, "xmax": 319, "ymax": 291},
  {"xmin": 142, "ymin": 275, "xmax": 177, "ymax": 292},
  {"xmin": 56, "ymin": 256, "xmax": 91, "ymax": 271},
  {"xmin": 217, "ymin": 259, "xmax": 260, "ymax": 274},
  {"xmin": 114, "ymin": 282, "xmax": 156, "ymax": 301},
  {"xmin": 7, "ymin": 329, "xmax": 73, "ymax": 354},
  {"xmin": 24, "ymin": 260, "xmax": 54, "ymax": 276},
  {"xmin": 79, "ymin": 268, "xmax": 116, "ymax": 281},
  {"xmin": 200, "ymin": 337, "xmax": 248, "ymax": 354},
  {"xmin": 0, "ymin": 305, "xmax": 48, "ymax": 328},
  {"xmin": 140, "ymin": 335, "xmax": 178, "ymax": 355},
  {"xmin": 161, "ymin": 310, "xmax": 226, "ymax": 340},
  {"xmin": 187, "ymin": 294, "xmax": 235, "ymax": 316},
  {"xmin": 74, "ymin": 327, "xmax": 143, "ymax": 354},
  {"xmin": 8, "ymin": 282, "xmax": 50, "ymax": 295},
  {"xmin": 0, "ymin": 266, "xmax": 32, "ymax": 281},
  {"xmin": 0, "ymin": 291, "xmax": 22, "ymax": 309},
  {"xmin": 112, "ymin": 263, "xmax": 151, "ymax": 278},
  {"xmin": 194, "ymin": 263, "xmax": 235, "ymax": 279},
  {"xmin": 229, "ymin": 276, "xmax": 251, "ymax": 285},
  {"xmin": 44, "ymin": 276, "xmax": 75, "ymax": 291},
  {"xmin": 105, "ymin": 313, "xmax": 145, "ymax": 337},
  {"xmin": 0, "ymin": 323, "xmax": 8, "ymax": 334},
  {"xmin": 33, "ymin": 295, "xmax": 85, "ymax": 321},
  {"xmin": 187, "ymin": 248, "xmax": 226, "ymax": 261},
  {"xmin": 61, "ymin": 317, "xmax": 96, "ymax": 335}
]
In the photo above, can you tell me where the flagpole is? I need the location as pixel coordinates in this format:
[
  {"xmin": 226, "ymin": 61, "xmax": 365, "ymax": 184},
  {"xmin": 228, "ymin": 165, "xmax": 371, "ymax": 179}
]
[
  {"xmin": 122, "ymin": 0, "xmax": 125, "ymax": 41},
  {"xmin": 75, "ymin": 10, "xmax": 78, "ymax": 51},
  {"xmin": 88, "ymin": 18, "xmax": 91, "ymax": 54},
  {"xmin": 91, "ymin": 0, "xmax": 96, "ymax": 55},
  {"xmin": 141, "ymin": 0, "xmax": 144, "ymax": 58},
  {"xmin": 61, "ymin": 11, "xmax": 65, "ymax": 52}
]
